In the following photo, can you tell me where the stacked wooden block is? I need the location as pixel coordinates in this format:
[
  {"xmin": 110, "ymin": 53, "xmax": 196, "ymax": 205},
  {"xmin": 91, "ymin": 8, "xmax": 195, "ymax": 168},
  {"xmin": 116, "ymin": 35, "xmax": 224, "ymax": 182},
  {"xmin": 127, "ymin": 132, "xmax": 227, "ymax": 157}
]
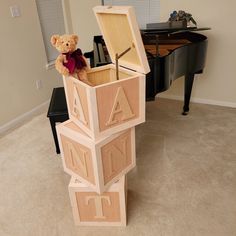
[{"xmin": 56, "ymin": 6, "xmax": 150, "ymax": 226}]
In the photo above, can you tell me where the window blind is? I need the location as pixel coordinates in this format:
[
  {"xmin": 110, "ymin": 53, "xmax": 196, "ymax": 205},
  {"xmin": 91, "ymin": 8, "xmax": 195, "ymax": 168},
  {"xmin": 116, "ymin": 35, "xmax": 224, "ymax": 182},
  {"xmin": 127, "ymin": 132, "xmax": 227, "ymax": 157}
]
[
  {"xmin": 103, "ymin": 0, "xmax": 160, "ymax": 29},
  {"xmin": 36, "ymin": 0, "xmax": 65, "ymax": 63}
]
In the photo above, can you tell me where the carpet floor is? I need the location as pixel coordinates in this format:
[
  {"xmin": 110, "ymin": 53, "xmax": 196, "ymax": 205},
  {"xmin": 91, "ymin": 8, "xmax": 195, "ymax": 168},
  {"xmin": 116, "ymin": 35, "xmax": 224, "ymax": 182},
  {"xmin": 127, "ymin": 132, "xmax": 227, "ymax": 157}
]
[{"xmin": 0, "ymin": 98, "xmax": 236, "ymax": 236}]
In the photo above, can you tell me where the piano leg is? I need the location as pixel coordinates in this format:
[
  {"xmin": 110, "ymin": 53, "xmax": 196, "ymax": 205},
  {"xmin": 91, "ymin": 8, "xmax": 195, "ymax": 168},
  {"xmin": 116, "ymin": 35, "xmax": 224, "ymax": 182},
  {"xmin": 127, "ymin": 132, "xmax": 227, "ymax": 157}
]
[{"xmin": 182, "ymin": 73, "xmax": 195, "ymax": 115}]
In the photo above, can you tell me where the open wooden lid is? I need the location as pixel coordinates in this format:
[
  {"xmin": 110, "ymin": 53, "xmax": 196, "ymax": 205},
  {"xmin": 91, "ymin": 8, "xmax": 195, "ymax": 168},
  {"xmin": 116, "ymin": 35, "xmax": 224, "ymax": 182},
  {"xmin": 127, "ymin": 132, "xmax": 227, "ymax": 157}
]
[{"xmin": 93, "ymin": 6, "xmax": 150, "ymax": 74}]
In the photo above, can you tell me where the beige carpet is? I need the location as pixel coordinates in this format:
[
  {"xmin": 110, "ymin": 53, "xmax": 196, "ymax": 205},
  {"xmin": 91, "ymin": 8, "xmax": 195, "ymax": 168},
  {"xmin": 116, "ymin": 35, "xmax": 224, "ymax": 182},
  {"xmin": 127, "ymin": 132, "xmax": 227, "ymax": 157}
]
[{"xmin": 0, "ymin": 98, "xmax": 236, "ymax": 236}]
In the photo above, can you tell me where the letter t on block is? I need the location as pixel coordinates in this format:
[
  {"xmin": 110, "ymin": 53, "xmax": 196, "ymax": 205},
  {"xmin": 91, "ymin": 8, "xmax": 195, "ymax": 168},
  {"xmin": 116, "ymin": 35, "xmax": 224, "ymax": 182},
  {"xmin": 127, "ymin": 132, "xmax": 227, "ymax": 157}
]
[
  {"xmin": 85, "ymin": 196, "xmax": 111, "ymax": 219},
  {"xmin": 68, "ymin": 176, "xmax": 127, "ymax": 226}
]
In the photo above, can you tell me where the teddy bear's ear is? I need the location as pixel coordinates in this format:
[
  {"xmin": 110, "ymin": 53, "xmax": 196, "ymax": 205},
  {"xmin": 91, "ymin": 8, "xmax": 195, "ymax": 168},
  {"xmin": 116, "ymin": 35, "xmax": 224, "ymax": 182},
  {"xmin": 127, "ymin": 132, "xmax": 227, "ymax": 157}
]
[
  {"xmin": 71, "ymin": 34, "xmax": 79, "ymax": 44},
  {"xmin": 51, "ymin": 35, "xmax": 60, "ymax": 46}
]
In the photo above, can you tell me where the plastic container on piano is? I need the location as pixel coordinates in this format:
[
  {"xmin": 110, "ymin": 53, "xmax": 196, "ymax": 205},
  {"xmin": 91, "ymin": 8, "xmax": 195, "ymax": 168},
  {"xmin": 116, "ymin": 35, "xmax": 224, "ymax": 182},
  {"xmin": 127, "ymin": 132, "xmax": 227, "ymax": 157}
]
[{"xmin": 63, "ymin": 6, "xmax": 150, "ymax": 140}]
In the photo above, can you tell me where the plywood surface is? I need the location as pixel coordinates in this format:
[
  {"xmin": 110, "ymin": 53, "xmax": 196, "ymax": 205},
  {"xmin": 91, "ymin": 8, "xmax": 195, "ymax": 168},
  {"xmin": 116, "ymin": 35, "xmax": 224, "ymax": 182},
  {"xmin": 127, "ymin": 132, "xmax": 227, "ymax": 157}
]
[
  {"xmin": 64, "ymin": 77, "xmax": 90, "ymax": 129},
  {"xmin": 75, "ymin": 192, "xmax": 121, "ymax": 222},
  {"xmin": 65, "ymin": 121, "xmax": 90, "ymax": 138},
  {"xmin": 87, "ymin": 67, "xmax": 132, "ymax": 86},
  {"xmin": 60, "ymin": 134, "xmax": 95, "ymax": 184},
  {"xmin": 101, "ymin": 129, "xmax": 132, "ymax": 184},
  {"xmin": 96, "ymin": 77, "xmax": 140, "ymax": 132},
  {"xmin": 94, "ymin": 6, "xmax": 150, "ymax": 74}
]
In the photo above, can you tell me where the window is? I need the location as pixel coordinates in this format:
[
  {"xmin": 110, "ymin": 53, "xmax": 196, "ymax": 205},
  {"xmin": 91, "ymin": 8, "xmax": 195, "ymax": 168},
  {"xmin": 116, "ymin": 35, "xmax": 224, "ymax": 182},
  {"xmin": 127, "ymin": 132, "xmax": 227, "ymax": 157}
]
[
  {"xmin": 102, "ymin": 0, "xmax": 160, "ymax": 29},
  {"xmin": 36, "ymin": 0, "xmax": 66, "ymax": 66}
]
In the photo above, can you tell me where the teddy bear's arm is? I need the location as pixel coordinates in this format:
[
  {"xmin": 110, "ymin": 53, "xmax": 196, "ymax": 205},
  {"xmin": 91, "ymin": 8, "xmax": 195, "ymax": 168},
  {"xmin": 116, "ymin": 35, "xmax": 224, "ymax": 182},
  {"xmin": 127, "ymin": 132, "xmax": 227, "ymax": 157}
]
[{"xmin": 55, "ymin": 54, "xmax": 69, "ymax": 76}]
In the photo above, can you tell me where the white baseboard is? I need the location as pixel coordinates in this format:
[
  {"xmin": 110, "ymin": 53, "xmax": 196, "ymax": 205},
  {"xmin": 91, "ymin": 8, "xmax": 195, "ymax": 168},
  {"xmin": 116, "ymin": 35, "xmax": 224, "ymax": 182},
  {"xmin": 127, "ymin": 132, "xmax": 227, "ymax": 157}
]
[
  {"xmin": 0, "ymin": 100, "xmax": 50, "ymax": 135},
  {"xmin": 158, "ymin": 94, "xmax": 236, "ymax": 108}
]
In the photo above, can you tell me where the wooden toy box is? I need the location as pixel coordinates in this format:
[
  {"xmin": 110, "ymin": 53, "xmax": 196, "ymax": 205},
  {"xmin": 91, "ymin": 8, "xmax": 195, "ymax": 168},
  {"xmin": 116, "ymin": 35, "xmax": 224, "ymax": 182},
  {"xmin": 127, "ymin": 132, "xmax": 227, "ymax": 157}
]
[
  {"xmin": 57, "ymin": 120, "xmax": 135, "ymax": 194},
  {"xmin": 68, "ymin": 175, "xmax": 127, "ymax": 226},
  {"xmin": 63, "ymin": 6, "xmax": 150, "ymax": 140}
]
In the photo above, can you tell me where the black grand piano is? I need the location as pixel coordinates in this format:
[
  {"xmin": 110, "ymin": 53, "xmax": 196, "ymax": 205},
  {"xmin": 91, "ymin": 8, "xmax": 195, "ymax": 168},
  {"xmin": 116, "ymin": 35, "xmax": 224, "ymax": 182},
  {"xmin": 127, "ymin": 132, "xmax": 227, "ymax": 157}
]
[{"xmin": 90, "ymin": 23, "xmax": 209, "ymax": 115}]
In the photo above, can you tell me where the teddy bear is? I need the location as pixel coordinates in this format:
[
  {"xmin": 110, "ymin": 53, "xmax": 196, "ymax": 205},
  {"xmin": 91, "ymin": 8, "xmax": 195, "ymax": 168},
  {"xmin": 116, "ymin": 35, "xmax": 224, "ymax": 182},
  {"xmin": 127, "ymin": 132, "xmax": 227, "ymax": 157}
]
[{"xmin": 51, "ymin": 34, "xmax": 92, "ymax": 86}]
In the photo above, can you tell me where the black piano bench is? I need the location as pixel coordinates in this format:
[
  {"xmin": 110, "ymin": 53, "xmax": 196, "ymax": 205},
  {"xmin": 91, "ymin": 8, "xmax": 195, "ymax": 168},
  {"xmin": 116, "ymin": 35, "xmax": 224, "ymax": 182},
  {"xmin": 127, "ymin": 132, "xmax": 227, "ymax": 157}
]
[{"xmin": 47, "ymin": 87, "xmax": 69, "ymax": 154}]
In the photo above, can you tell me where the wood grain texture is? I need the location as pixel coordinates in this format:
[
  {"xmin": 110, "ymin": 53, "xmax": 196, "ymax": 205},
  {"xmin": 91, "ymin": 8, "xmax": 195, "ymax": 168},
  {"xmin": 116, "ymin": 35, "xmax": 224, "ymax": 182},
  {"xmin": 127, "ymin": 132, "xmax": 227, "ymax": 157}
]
[
  {"xmin": 63, "ymin": 76, "xmax": 90, "ymax": 129},
  {"xmin": 96, "ymin": 77, "xmax": 140, "ymax": 132},
  {"xmin": 93, "ymin": 6, "xmax": 150, "ymax": 74},
  {"xmin": 75, "ymin": 192, "xmax": 121, "ymax": 222},
  {"xmin": 57, "ymin": 120, "xmax": 136, "ymax": 194},
  {"xmin": 63, "ymin": 65, "xmax": 145, "ymax": 140},
  {"xmin": 60, "ymin": 134, "xmax": 95, "ymax": 184},
  {"xmin": 68, "ymin": 176, "xmax": 127, "ymax": 226},
  {"xmin": 62, "ymin": 6, "xmax": 149, "ymax": 140},
  {"xmin": 101, "ymin": 129, "xmax": 132, "ymax": 184}
]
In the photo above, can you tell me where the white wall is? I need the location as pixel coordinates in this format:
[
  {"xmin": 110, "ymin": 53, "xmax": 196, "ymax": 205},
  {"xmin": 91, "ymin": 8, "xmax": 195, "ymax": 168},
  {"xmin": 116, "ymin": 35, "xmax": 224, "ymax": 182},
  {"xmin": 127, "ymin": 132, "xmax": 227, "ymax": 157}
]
[
  {"xmin": 0, "ymin": 0, "xmax": 63, "ymax": 128},
  {"xmin": 68, "ymin": 0, "xmax": 101, "ymax": 52},
  {"xmin": 159, "ymin": 0, "xmax": 236, "ymax": 106}
]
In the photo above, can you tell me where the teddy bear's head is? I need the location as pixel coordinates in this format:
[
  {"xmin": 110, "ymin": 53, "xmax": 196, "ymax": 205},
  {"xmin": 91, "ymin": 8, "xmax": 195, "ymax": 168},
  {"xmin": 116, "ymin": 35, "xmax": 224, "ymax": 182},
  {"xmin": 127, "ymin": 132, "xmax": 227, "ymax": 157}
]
[{"xmin": 51, "ymin": 34, "xmax": 78, "ymax": 54}]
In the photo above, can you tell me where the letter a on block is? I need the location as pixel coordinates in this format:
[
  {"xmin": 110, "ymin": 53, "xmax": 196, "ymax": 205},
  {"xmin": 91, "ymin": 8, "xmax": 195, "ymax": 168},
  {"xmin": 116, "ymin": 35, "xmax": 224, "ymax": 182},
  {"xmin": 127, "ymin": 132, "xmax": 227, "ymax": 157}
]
[
  {"xmin": 85, "ymin": 196, "xmax": 111, "ymax": 219},
  {"xmin": 106, "ymin": 87, "xmax": 135, "ymax": 126},
  {"xmin": 72, "ymin": 85, "xmax": 87, "ymax": 125},
  {"xmin": 67, "ymin": 142, "xmax": 89, "ymax": 177}
]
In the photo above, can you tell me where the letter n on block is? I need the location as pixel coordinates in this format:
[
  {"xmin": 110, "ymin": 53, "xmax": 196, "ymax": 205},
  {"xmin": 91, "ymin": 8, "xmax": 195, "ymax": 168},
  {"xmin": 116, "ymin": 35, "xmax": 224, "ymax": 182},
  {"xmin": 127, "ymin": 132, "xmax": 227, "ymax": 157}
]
[
  {"xmin": 57, "ymin": 120, "xmax": 135, "ymax": 193},
  {"xmin": 68, "ymin": 176, "xmax": 127, "ymax": 226},
  {"xmin": 60, "ymin": 134, "xmax": 95, "ymax": 185},
  {"xmin": 100, "ymin": 130, "xmax": 134, "ymax": 185}
]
